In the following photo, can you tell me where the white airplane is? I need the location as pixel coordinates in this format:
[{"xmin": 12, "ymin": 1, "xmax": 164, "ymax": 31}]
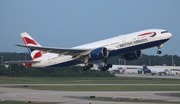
[
  {"xmin": 4, "ymin": 29, "xmax": 172, "ymax": 71},
  {"xmin": 142, "ymin": 60, "xmax": 171, "ymax": 75}
]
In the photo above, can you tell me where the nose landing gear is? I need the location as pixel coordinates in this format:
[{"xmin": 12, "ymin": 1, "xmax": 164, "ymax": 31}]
[{"xmin": 157, "ymin": 44, "xmax": 164, "ymax": 54}]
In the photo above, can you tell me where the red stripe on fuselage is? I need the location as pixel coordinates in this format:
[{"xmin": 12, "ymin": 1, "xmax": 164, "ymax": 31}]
[
  {"xmin": 138, "ymin": 32, "xmax": 155, "ymax": 36},
  {"xmin": 22, "ymin": 37, "xmax": 38, "ymax": 45}
]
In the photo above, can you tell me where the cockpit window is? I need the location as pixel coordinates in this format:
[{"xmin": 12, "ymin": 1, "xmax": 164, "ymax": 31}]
[{"xmin": 161, "ymin": 31, "xmax": 168, "ymax": 34}]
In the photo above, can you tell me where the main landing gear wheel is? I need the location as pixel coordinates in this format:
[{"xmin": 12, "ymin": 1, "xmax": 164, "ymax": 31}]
[
  {"xmin": 157, "ymin": 50, "xmax": 162, "ymax": 54},
  {"xmin": 81, "ymin": 64, "xmax": 93, "ymax": 71},
  {"xmin": 99, "ymin": 64, "xmax": 113, "ymax": 71},
  {"xmin": 99, "ymin": 58, "xmax": 113, "ymax": 71}
]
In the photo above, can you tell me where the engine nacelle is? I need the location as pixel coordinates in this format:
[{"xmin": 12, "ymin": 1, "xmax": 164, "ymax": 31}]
[
  {"xmin": 89, "ymin": 47, "xmax": 109, "ymax": 60},
  {"xmin": 122, "ymin": 50, "xmax": 142, "ymax": 61}
]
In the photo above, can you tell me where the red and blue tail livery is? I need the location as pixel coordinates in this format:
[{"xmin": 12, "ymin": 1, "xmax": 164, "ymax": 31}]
[{"xmin": 21, "ymin": 32, "xmax": 43, "ymax": 60}]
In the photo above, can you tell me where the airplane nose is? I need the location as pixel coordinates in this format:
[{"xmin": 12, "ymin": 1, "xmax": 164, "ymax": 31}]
[
  {"xmin": 163, "ymin": 32, "xmax": 172, "ymax": 39},
  {"xmin": 168, "ymin": 33, "xmax": 172, "ymax": 39}
]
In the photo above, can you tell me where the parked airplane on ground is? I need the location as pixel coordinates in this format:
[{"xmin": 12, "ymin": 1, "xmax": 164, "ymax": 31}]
[
  {"xmin": 4, "ymin": 29, "xmax": 172, "ymax": 71},
  {"xmin": 142, "ymin": 60, "xmax": 171, "ymax": 75}
]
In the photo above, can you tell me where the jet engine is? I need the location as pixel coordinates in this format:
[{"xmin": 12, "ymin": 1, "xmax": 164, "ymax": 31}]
[
  {"xmin": 89, "ymin": 47, "xmax": 109, "ymax": 60},
  {"xmin": 122, "ymin": 50, "xmax": 142, "ymax": 61}
]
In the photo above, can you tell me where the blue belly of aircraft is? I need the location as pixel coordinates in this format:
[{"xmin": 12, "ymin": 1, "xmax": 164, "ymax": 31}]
[{"xmin": 48, "ymin": 39, "xmax": 169, "ymax": 67}]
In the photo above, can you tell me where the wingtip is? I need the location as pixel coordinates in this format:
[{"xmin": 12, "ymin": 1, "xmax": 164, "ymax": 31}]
[{"xmin": 15, "ymin": 44, "xmax": 21, "ymax": 46}]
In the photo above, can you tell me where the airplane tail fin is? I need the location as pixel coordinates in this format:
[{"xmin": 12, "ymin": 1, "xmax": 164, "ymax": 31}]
[
  {"xmin": 142, "ymin": 60, "xmax": 151, "ymax": 73},
  {"xmin": 142, "ymin": 60, "xmax": 148, "ymax": 70},
  {"xmin": 21, "ymin": 32, "xmax": 43, "ymax": 60}
]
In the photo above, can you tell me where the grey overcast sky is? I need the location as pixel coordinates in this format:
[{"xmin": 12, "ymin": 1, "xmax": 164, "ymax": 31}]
[{"xmin": 0, "ymin": 0, "xmax": 180, "ymax": 55}]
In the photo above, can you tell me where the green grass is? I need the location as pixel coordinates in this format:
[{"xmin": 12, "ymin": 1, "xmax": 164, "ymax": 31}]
[
  {"xmin": 14, "ymin": 85, "xmax": 180, "ymax": 91},
  {"xmin": 1, "ymin": 77, "xmax": 180, "ymax": 91},
  {"xmin": 0, "ymin": 77, "xmax": 180, "ymax": 84},
  {"xmin": 0, "ymin": 101, "xmax": 56, "ymax": 104}
]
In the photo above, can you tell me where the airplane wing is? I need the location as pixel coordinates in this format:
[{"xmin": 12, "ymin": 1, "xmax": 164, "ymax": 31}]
[
  {"xmin": 4, "ymin": 60, "xmax": 40, "ymax": 64},
  {"xmin": 15, "ymin": 44, "xmax": 91, "ymax": 57}
]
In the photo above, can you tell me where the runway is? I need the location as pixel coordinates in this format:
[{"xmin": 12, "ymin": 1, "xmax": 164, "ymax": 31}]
[
  {"xmin": 0, "ymin": 74, "xmax": 179, "ymax": 104},
  {"xmin": 0, "ymin": 87, "xmax": 180, "ymax": 104}
]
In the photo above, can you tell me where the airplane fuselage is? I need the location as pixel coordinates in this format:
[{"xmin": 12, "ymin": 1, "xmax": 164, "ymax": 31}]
[{"xmin": 31, "ymin": 29, "xmax": 172, "ymax": 68}]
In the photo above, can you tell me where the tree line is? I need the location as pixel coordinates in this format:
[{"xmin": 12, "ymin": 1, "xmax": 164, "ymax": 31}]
[{"xmin": 0, "ymin": 52, "xmax": 180, "ymax": 77}]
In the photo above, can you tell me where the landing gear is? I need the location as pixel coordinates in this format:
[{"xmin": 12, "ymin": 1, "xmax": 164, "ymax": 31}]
[
  {"xmin": 81, "ymin": 56, "xmax": 93, "ymax": 71},
  {"xmin": 81, "ymin": 64, "xmax": 93, "ymax": 71},
  {"xmin": 157, "ymin": 44, "xmax": 163, "ymax": 54},
  {"xmin": 99, "ymin": 64, "xmax": 112, "ymax": 71},
  {"xmin": 107, "ymin": 64, "xmax": 112, "ymax": 68},
  {"xmin": 157, "ymin": 50, "xmax": 162, "ymax": 54},
  {"xmin": 99, "ymin": 58, "xmax": 113, "ymax": 71},
  {"xmin": 81, "ymin": 57, "xmax": 112, "ymax": 72}
]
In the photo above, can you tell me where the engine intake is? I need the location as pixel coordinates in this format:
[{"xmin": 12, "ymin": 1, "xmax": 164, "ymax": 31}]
[
  {"xmin": 122, "ymin": 50, "xmax": 142, "ymax": 61},
  {"xmin": 89, "ymin": 47, "xmax": 109, "ymax": 60}
]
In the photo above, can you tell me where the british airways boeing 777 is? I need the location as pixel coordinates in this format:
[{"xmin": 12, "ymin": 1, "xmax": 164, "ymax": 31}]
[{"xmin": 4, "ymin": 29, "xmax": 172, "ymax": 71}]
